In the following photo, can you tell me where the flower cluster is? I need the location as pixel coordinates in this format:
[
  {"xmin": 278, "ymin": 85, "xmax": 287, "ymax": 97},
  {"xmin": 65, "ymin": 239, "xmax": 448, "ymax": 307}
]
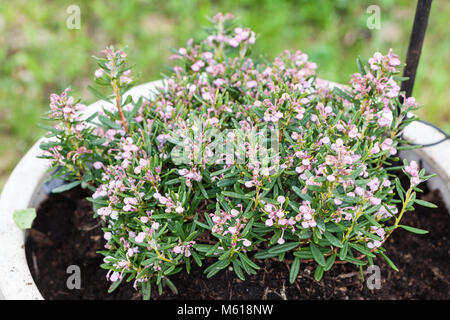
[{"xmin": 39, "ymin": 13, "xmax": 435, "ymax": 299}]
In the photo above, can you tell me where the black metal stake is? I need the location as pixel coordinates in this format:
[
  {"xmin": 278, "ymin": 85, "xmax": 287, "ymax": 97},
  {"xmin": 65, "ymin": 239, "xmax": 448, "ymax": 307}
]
[{"xmin": 400, "ymin": 0, "xmax": 433, "ymax": 98}]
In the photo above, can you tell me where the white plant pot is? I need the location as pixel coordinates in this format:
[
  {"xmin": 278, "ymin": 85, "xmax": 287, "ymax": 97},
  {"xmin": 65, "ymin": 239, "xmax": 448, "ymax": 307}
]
[{"xmin": 0, "ymin": 80, "xmax": 448, "ymax": 300}]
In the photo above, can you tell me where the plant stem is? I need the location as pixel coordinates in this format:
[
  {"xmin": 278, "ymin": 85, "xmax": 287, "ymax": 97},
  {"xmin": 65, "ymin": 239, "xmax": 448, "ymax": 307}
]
[
  {"xmin": 112, "ymin": 78, "xmax": 130, "ymax": 134},
  {"xmin": 154, "ymin": 247, "xmax": 172, "ymax": 263}
]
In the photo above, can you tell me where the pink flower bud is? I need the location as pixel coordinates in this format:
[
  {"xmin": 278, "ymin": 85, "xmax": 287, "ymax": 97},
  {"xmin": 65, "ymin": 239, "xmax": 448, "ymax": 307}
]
[{"xmin": 277, "ymin": 196, "xmax": 286, "ymax": 204}]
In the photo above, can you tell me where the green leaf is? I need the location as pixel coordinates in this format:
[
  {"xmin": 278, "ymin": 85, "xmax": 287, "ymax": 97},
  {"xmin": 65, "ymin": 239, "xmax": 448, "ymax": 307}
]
[
  {"xmin": 395, "ymin": 178, "xmax": 404, "ymax": 202},
  {"xmin": 108, "ymin": 280, "xmax": 121, "ymax": 293},
  {"xmin": 98, "ymin": 114, "xmax": 122, "ymax": 130},
  {"xmin": 323, "ymin": 231, "xmax": 343, "ymax": 248},
  {"xmin": 292, "ymin": 185, "xmax": 312, "ymax": 202},
  {"xmin": 344, "ymin": 256, "xmax": 368, "ymax": 266},
  {"xmin": 399, "ymin": 225, "xmax": 429, "ymax": 234},
  {"xmin": 238, "ymin": 252, "xmax": 260, "ymax": 270},
  {"xmin": 253, "ymin": 250, "xmax": 279, "ymax": 259},
  {"xmin": 13, "ymin": 208, "xmax": 36, "ymax": 229},
  {"xmin": 293, "ymin": 248, "xmax": 313, "ymax": 259},
  {"xmin": 268, "ymin": 242, "xmax": 299, "ymax": 254},
  {"xmin": 310, "ymin": 243, "xmax": 326, "ymax": 267},
  {"xmin": 240, "ymin": 218, "xmax": 254, "ymax": 237},
  {"xmin": 221, "ymin": 191, "xmax": 250, "ymax": 200},
  {"xmin": 314, "ymin": 265, "xmax": 324, "ymax": 281},
  {"xmin": 289, "ymin": 257, "xmax": 301, "ymax": 284},
  {"xmin": 196, "ymin": 181, "xmax": 209, "ymax": 199},
  {"xmin": 88, "ymin": 85, "xmax": 109, "ymax": 101},
  {"xmin": 324, "ymin": 253, "xmax": 336, "ymax": 271},
  {"xmin": 339, "ymin": 241, "xmax": 349, "ymax": 260},
  {"xmin": 205, "ymin": 258, "xmax": 231, "ymax": 278},
  {"xmin": 379, "ymin": 251, "xmax": 399, "ymax": 271},
  {"xmin": 232, "ymin": 260, "xmax": 245, "ymax": 281},
  {"xmin": 414, "ymin": 199, "xmax": 437, "ymax": 208},
  {"xmin": 333, "ymin": 86, "xmax": 353, "ymax": 102},
  {"xmin": 52, "ymin": 180, "xmax": 81, "ymax": 193},
  {"xmin": 363, "ymin": 211, "xmax": 382, "ymax": 228},
  {"xmin": 194, "ymin": 221, "xmax": 210, "ymax": 230},
  {"xmin": 164, "ymin": 278, "xmax": 178, "ymax": 295},
  {"xmin": 356, "ymin": 56, "xmax": 367, "ymax": 76},
  {"xmin": 349, "ymin": 243, "xmax": 376, "ymax": 258}
]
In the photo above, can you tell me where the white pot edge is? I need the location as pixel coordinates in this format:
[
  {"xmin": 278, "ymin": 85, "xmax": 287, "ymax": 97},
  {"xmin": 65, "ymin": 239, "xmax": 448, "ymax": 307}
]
[{"xmin": 0, "ymin": 79, "xmax": 448, "ymax": 300}]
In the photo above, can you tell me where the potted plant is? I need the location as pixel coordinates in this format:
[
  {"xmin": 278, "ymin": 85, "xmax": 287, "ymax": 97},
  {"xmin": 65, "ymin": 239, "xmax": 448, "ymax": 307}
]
[{"xmin": 0, "ymin": 13, "xmax": 446, "ymax": 300}]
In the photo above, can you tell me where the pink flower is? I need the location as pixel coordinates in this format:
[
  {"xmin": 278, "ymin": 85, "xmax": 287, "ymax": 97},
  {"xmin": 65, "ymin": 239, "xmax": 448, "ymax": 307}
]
[
  {"xmin": 191, "ymin": 60, "xmax": 205, "ymax": 72},
  {"xmin": 173, "ymin": 246, "xmax": 182, "ymax": 254},
  {"xmin": 134, "ymin": 232, "xmax": 146, "ymax": 243},
  {"xmin": 94, "ymin": 68, "xmax": 104, "ymax": 78},
  {"xmin": 371, "ymin": 142, "xmax": 380, "ymax": 154},
  {"xmin": 152, "ymin": 222, "xmax": 160, "ymax": 230},
  {"xmin": 120, "ymin": 70, "xmax": 132, "ymax": 84},
  {"xmin": 242, "ymin": 239, "xmax": 251, "ymax": 247},
  {"xmin": 370, "ymin": 197, "xmax": 381, "ymax": 205},
  {"xmin": 367, "ymin": 177, "xmax": 380, "ymax": 192},
  {"xmin": 228, "ymin": 226, "xmax": 237, "ymax": 234},
  {"xmin": 140, "ymin": 216, "xmax": 149, "ymax": 223},
  {"xmin": 93, "ymin": 161, "xmax": 103, "ymax": 170},
  {"xmin": 230, "ymin": 209, "xmax": 239, "ymax": 217},
  {"xmin": 355, "ymin": 187, "xmax": 364, "ymax": 196},
  {"xmin": 378, "ymin": 115, "xmax": 392, "ymax": 127},
  {"xmin": 405, "ymin": 161, "xmax": 421, "ymax": 185},
  {"xmin": 109, "ymin": 272, "xmax": 120, "ymax": 282}
]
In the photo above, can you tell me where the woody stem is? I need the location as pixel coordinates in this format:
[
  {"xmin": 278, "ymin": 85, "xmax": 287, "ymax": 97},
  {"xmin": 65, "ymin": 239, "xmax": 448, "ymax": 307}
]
[{"xmin": 112, "ymin": 78, "xmax": 129, "ymax": 135}]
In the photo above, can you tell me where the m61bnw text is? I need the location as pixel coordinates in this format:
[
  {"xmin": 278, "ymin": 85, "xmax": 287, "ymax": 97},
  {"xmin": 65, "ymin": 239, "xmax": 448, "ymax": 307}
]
[{"xmin": 221, "ymin": 304, "xmax": 274, "ymax": 316}]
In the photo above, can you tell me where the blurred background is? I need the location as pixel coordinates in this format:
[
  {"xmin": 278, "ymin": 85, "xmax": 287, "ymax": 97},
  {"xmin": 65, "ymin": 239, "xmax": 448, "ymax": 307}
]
[{"xmin": 0, "ymin": 0, "xmax": 449, "ymax": 190}]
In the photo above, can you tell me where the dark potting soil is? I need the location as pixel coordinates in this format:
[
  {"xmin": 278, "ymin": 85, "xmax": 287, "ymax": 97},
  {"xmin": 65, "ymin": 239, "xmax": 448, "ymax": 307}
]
[{"xmin": 25, "ymin": 186, "xmax": 450, "ymax": 300}]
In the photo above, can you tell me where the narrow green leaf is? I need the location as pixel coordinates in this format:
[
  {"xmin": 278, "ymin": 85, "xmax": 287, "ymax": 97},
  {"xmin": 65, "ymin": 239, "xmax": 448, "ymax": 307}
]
[
  {"xmin": 98, "ymin": 114, "xmax": 122, "ymax": 130},
  {"xmin": 379, "ymin": 251, "xmax": 399, "ymax": 271},
  {"xmin": 399, "ymin": 225, "xmax": 428, "ymax": 234},
  {"xmin": 232, "ymin": 260, "xmax": 245, "ymax": 281},
  {"xmin": 414, "ymin": 199, "xmax": 437, "ymax": 208},
  {"xmin": 221, "ymin": 191, "xmax": 250, "ymax": 200},
  {"xmin": 289, "ymin": 257, "xmax": 301, "ymax": 284},
  {"xmin": 52, "ymin": 180, "xmax": 81, "ymax": 193},
  {"xmin": 314, "ymin": 265, "xmax": 324, "ymax": 281},
  {"xmin": 238, "ymin": 252, "xmax": 260, "ymax": 270},
  {"xmin": 310, "ymin": 243, "xmax": 326, "ymax": 267},
  {"xmin": 344, "ymin": 256, "xmax": 368, "ymax": 266},
  {"xmin": 323, "ymin": 231, "xmax": 343, "ymax": 248},
  {"xmin": 268, "ymin": 242, "xmax": 299, "ymax": 254},
  {"xmin": 292, "ymin": 185, "xmax": 312, "ymax": 202},
  {"xmin": 349, "ymin": 243, "xmax": 376, "ymax": 258},
  {"xmin": 324, "ymin": 253, "xmax": 336, "ymax": 272},
  {"xmin": 339, "ymin": 241, "xmax": 349, "ymax": 260},
  {"xmin": 88, "ymin": 85, "xmax": 109, "ymax": 101}
]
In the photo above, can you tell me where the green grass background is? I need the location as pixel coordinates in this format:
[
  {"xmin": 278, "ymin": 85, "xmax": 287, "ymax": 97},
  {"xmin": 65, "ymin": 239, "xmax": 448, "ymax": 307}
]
[{"xmin": 0, "ymin": 0, "xmax": 449, "ymax": 189}]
